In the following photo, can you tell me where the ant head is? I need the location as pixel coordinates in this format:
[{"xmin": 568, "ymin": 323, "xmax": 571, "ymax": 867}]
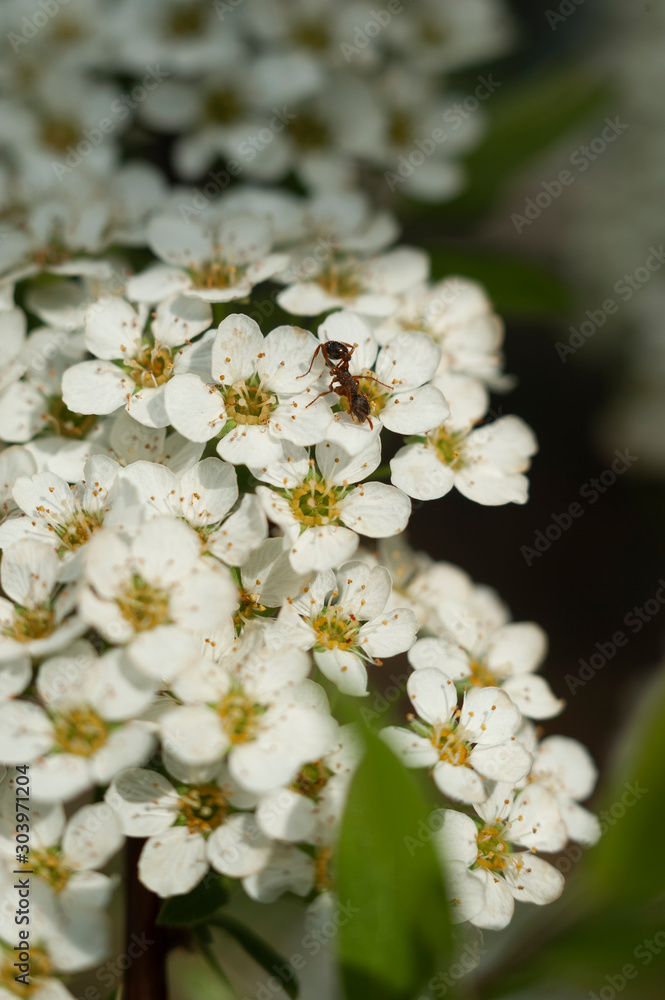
[
  {"xmin": 350, "ymin": 393, "xmax": 372, "ymax": 423},
  {"xmin": 324, "ymin": 340, "xmax": 352, "ymax": 361}
]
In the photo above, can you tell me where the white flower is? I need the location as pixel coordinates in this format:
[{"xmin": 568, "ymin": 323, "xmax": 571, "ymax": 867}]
[
  {"xmin": 165, "ymin": 314, "xmax": 334, "ymax": 467},
  {"xmin": 0, "ymin": 541, "xmax": 83, "ymax": 663},
  {"xmin": 256, "ymin": 723, "xmax": 361, "ymax": 844},
  {"xmin": 433, "ymin": 782, "xmax": 566, "ymax": 930},
  {"xmin": 403, "ymin": 555, "xmax": 509, "ymax": 643},
  {"xmin": 0, "ymin": 794, "xmax": 123, "ymax": 910},
  {"xmin": 408, "ymin": 622, "xmax": 565, "ymax": 720},
  {"xmin": 105, "ymin": 765, "xmax": 270, "ymax": 898},
  {"xmin": 373, "ymin": 276, "xmax": 508, "ymax": 390},
  {"xmin": 0, "ymin": 455, "xmax": 123, "ymax": 577},
  {"xmin": 119, "ymin": 454, "xmax": 269, "ymax": 565},
  {"xmin": 277, "ymin": 246, "xmax": 429, "ymax": 317},
  {"xmin": 0, "ymin": 882, "xmax": 111, "ymax": 980},
  {"xmin": 382, "ymin": 671, "xmax": 531, "ymax": 803},
  {"xmin": 108, "ymin": 410, "xmax": 204, "ymax": 473},
  {"xmin": 390, "ymin": 374, "xmax": 537, "ymax": 504},
  {"xmin": 252, "ymin": 438, "xmax": 411, "ymax": 574},
  {"xmin": 0, "ymin": 641, "xmax": 155, "ymax": 802},
  {"xmin": 0, "ymin": 444, "xmax": 36, "ymax": 522},
  {"xmin": 528, "ymin": 734, "xmax": 601, "ymax": 846},
  {"xmin": 126, "ymin": 214, "xmax": 288, "ymax": 304},
  {"xmin": 62, "ymin": 294, "xmax": 213, "ymax": 427},
  {"xmin": 318, "ymin": 320, "xmax": 449, "ymax": 452},
  {"xmin": 242, "ymin": 843, "xmax": 315, "ymax": 903},
  {"xmin": 0, "ymin": 325, "xmax": 107, "ymax": 482},
  {"xmin": 272, "ymin": 562, "xmax": 417, "ymax": 697},
  {"xmin": 159, "ymin": 631, "xmax": 336, "ymax": 794},
  {"xmin": 79, "ymin": 518, "xmax": 238, "ymax": 682}
]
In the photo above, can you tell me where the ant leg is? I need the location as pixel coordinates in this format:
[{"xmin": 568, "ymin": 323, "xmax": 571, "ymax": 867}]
[
  {"xmin": 305, "ymin": 387, "xmax": 334, "ymax": 409},
  {"xmin": 297, "ymin": 343, "xmax": 325, "ymax": 379},
  {"xmin": 357, "ymin": 374, "xmax": 393, "ymax": 390}
]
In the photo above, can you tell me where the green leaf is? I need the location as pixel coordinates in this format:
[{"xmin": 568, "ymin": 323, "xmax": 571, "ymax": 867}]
[
  {"xmin": 428, "ymin": 247, "xmax": 571, "ymax": 318},
  {"xmin": 448, "ymin": 69, "xmax": 609, "ymax": 218},
  {"xmin": 582, "ymin": 665, "xmax": 665, "ymax": 906},
  {"xmin": 193, "ymin": 925, "xmax": 235, "ymax": 993},
  {"xmin": 156, "ymin": 872, "xmax": 229, "ymax": 926},
  {"xmin": 336, "ymin": 731, "xmax": 453, "ymax": 1000},
  {"xmin": 210, "ymin": 914, "xmax": 300, "ymax": 998}
]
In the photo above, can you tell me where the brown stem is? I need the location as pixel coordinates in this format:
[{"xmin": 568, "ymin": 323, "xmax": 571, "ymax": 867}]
[{"xmin": 123, "ymin": 838, "xmax": 169, "ymax": 1000}]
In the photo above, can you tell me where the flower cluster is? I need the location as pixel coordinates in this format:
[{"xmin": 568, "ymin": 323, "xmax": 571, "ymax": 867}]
[
  {"xmin": 378, "ymin": 538, "xmax": 600, "ymax": 926},
  {"xmin": 0, "ymin": 2, "xmax": 599, "ymax": 993},
  {"xmin": 0, "ymin": 0, "xmax": 514, "ymax": 213}
]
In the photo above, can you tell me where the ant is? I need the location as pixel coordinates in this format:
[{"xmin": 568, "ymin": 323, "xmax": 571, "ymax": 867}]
[
  {"xmin": 299, "ymin": 339, "xmax": 390, "ymax": 429},
  {"xmin": 298, "ymin": 340, "xmax": 356, "ymax": 379}
]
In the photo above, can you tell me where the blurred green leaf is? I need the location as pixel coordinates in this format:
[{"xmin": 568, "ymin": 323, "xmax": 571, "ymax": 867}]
[
  {"xmin": 210, "ymin": 914, "xmax": 300, "ymax": 999},
  {"xmin": 428, "ymin": 247, "xmax": 571, "ymax": 318},
  {"xmin": 449, "ymin": 69, "xmax": 609, "ymax": 218},
  {"xmin": 336, "ymin": 732, "xmax": 452, "ymax": 1000},
  {"xmin": 157, "ymin": 873, "xmax": 228, "ymax": 926},
  {"xmin": 582, "ymin": 665, "xmax": 665, "ymax": 905}
]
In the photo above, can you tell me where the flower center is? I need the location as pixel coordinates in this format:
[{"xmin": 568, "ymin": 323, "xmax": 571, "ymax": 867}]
[
  {"xmin": 34, "ymin": 504, "xmax": 102, "ymax": 555},
  {"xmin": 167, "ymin": 4, "xmax": 204, "ymax": 36},
  {"xmin": 338, "ymin": 371, "xmax": 389, "ymax": 418},
  {"xmin": 475, "ymin": 824, "xmax": 510, "ymax": 872},
  {"xmin": 126, "ymin": 342, "xmax": 175, "ymax": 388},
  {"xmin": 3, "ymin": 605, "xmax": 55, "ymax": 643},
  {"xmin": 222, "ymin": 379, "xmax": 276, "ymax": 425},
  {"xmin": 40, "ymin": 116, "xmax": 80, "ymax": 152},
  {"xmin": 291, "ymin": 22, "xmax": 330, "ymax": 50},
  {"xmin": 46, "ymin": 396, "xmax": 98, "ymax": 439},
  {"xmin": 31, "ymin": 848, "xmax": 70, "ymax": 893},
  {"xmin": 217, "ymin": 689, "xmax": 268, "ymax": 745},
  {"xmin": 291, "ymin": 760, "xmax": 333, "ymax": 800},
  {"xmin": 52, "ymin": 707, "xmax": 108, "ymax": 757},
  {"xmin": 117, "ymin": 575, "xmax": 171, "ymax": 631},
  {"xmin": 289, "ymin": 111, "xmax": 330, "ymax": 151},
  {"xmin": 316, "ymin": 258, "xmax": 363, "ymax": 298},
  {"xmin": 431, "ymin": 722, "xmax": 469, "ymax": 766},
  {"xmin": 1, "ymin": 947, "xmax": 52, "ymax": 995},
  {"xmin": 389, "ymin": 110, "xmax": 413, "ymax": 147},
  {"xmin": 288, "ymin": 480, "xmax": 341, "ymax": 527},
  {"xmin": 311, "ymin": 607, "xmax": 359, "ymax": 651},
  {"xmin": 189, "ymin": 259, "xmax": 249, "ymax": 290},
  {"xmin": 178, "ymin": 785, "xmax": 228, "ymax": 835},
  {"xmin": 463, "ymin": 659, "xmax": 499, "ymax": 689},
  {"xmin": 233, "ymin": 589, "xmax": 267, "ymax": 631},
  {"xmin": 429, "ymin": 427, "xmax": 465, "ymax": 469},
  {"xmin": 204, "ymin": 87, "xmax": 244, "ymax": 125},
  {"xmin": 421, "ymin": 18, "xmax": 447, "ymax": 45},
  {"xmin": 51, "ymin": 17, "xmax": 85, "ymax": 43}
]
